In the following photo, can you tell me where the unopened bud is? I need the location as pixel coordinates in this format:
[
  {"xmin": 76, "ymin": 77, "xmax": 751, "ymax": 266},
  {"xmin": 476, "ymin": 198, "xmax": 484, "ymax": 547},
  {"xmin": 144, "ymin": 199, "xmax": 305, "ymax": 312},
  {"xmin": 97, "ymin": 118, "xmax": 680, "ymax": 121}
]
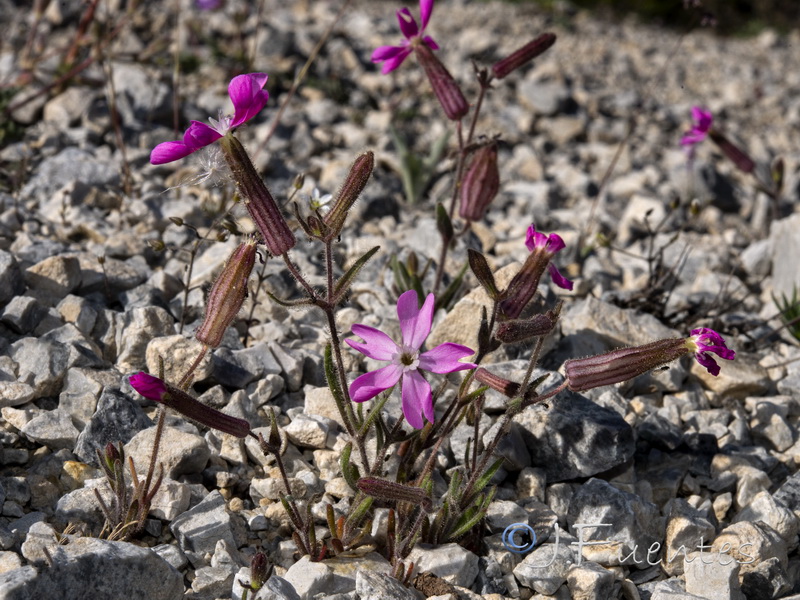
[
  {"xmin": 219, "ymin": 135, "xmax": 296, "ymax": 256},
  {"xmin": 708, "ymin": 131, "xmax": 755, "ymax": 174},
  {"xmin": 492, "ymin": 32, "xmax": 556, "ymax": 80},
  {"xmin": 357, "ymin": 477, "xmax": 433, "ymax": 513},
  {"xmin": 250, "ymin": 552, "xmax": 269, "ymax": 589},
  {"xmin": 148, "ymin": 239, "xmax": 166, "ymax": 252},
  {"xmin": 195, "ymin": 240, "xmax": 257, "ymax": 348},
  {"xmin": 414, "ymin": 43, "xmax": 469, "ymax": 121},
  {"xmin": 495, "ymin": 311, "xmax": 557, "ymax": 343},
  {"xmin": 293, "ymin": 172, "xmax": 305, "ymax": 190},
  {"xmin": 460, "ymin": 142, "xmax": 499, "ymax": 221},
  {"xmin": 129, "ymin": 372, "xmax": 251, "ymax": 437},
  {"xmin": 324, "ymin": 151, "xmax": 374, "ymax": 239},
  {"xmin": 564, "ymin": 338, "xmax": 690, "ymax": 392},
  {"xmin": 474, "ymin": 367, "xmax": 521, "ymax": 398}
]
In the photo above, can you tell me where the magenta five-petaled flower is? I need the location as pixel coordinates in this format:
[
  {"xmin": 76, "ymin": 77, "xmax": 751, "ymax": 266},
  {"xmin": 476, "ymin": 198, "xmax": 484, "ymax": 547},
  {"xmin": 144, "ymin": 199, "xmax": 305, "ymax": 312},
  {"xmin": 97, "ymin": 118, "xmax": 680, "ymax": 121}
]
[
  {"xmin": 151, "ymin": 73, "xmax": 269, "ymax": 165},
  {"xmin": 346, "ymin": 290, "xmax": 476, "ymax": 429},
  {"xmin": 525, "ymin": 224, "xmax": 573, "ymax": 291},
  {"xmin": 680, "ymin": 106, "xmax": 713, "ymax": 150},
  {"xmin": 371, "ymin": 0, "xmax": 438, "ymax": 74},
  {"xmin": 129, "ymin": 372, "xmax": 168, "ymax": 401},
  {"xmin": 686, "ymin": 328, "xmax": 735, "ymax": 376}
]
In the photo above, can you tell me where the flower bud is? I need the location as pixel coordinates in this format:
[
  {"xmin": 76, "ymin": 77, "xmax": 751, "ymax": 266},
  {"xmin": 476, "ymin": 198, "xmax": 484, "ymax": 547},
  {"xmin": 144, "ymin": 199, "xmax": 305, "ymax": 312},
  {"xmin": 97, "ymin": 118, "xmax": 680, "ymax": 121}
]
[
  {"xmin": 250, "ymin": 552, "xmax": 269, "ymax": 589},
  {"xmin": 129, "ymin": 372, "xmax": 251, "ymax": 437},
  {"xmin": 324, "ymin": 151, "xmax": 374, "ymax": 239},
  {"xmin": 219, "ymin": 135, "xmax": 296, "ymax": 256},
  {"xmin": 492, "ymin": 32, "xmax": 556, "ymax": 80},
  {"xmin": 459, "ymin": 142, "xmax": 499, "ymax": 221},
  {"xmin": 474, "ymin": 367, "xmax": 521, "ymax": 398},
  {"xmin": 495, "ymin": 311, "xmax": 557, "ymax": 343},
  {"xmin": 357, "ymin": 477, "xmax": 433, "ymax": 513},
  {"xmin": 195, "ymin": 239, "xmax": 257, "ymax": 348},
  {"xmin": 414, "ymin": 43, "xmax": 469, "ymax": 121},
  {"xmin": 564, "ymin": 338, "xmax": 690, "ymax": 392},
  {"xmin": 708, "ymin": 131, "xmax": 755, "ymax": 174}
]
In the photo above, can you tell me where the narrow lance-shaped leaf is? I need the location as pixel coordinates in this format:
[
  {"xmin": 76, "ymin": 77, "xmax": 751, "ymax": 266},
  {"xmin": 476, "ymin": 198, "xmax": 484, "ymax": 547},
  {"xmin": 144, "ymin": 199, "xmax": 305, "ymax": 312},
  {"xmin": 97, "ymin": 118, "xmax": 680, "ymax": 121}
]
[
  {"xmin": 468, "ymin": 249, "xmax": 499, "ymax": 299},
  {"xmin": 333, "ymin": 246, "xmax": 380, "ymax": 304}
]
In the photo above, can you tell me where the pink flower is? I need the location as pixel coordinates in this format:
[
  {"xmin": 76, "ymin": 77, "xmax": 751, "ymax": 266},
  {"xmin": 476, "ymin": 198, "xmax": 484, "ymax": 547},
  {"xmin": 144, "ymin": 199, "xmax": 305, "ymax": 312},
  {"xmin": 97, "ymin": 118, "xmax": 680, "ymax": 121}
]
[
  {"xmin": 371, "ymin": 0, "xmax": 439, "ymax": 74},
  {"xmin": 151, "ymin": 73, "xmax": 269, "ymax": 165},
  {"xmin": 525, "ymin": 225, "xmax": 573, "ymax": 291},
  {"xmin": 346, "ymin": 290, "xmax": 476, "ymax": 429},
  {"xmin": 129, "ymin": 372, "xmax": 168, "ymax": 401},
  {"xmin": 680, "ymin": 106, "xmax": 713, "ymax": 148},
  {"xmin": 686, "ymin": 328, "xmax": 735, "ymax": 376}
]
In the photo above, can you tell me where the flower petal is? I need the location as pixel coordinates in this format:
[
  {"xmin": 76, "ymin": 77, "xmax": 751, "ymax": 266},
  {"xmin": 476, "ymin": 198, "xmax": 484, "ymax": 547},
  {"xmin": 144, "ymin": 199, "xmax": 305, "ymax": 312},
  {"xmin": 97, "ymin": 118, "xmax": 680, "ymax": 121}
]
[
  {"xmin": 544, "ymin": 233, "xmax": 566, "ymax": 254},
  {"xmin": 372, "ymin": 44, "xmax": 408, "ymax": 62},
  {"xmin": 396, "ymin": 7, "xmax": 419, "ymax": 39},
  {"xmin": 547, "ymin": 263, "xmax": 574, "ymax": 290},
  {"xmin": 350, "ymin": 364, "xmax": 403, "ymax": 403},
  {"xmin": 346, "ymin": 324, "xmax": 399, "ymax": 361},
  {"xmin": 419, "ymin": 0, "xmax": 434, "ymax": 31},
  {"xmin": 380, "ymin": 49, "xmax": 412, "ymax": 74},
  {"xmin": 695, "ymin": 352, "xmax": 721, "ymax": 376},
  {"xmin": 418, "ymin": 343, "xmax": 476, "ymax": 373},
  {"xmin": 150, "ymin": 140, "xmax": 197, "ymax": 165},
  {"xmin": 129, "ymin": 372, "xmax": 168, "ymax": 401},
  {"xmin": 524, "ymin": 225, "xmax": 548, "ymax": 252},
  {"xmin": 402, "ymin": 369, "xmax": 432, "ymax": 429},
  {"xmin": 151, "ymin": 120, "xmax": 225, "ymax": 164},
  {"xmin": 228, "ymin": 73, "xmax": 269, "ymax": 128},
  {"xmin": 422, "ymin": 35, "xmax": 439, "ymax": 50},
  {"xmin": 397, "ymin": 290, "xmax": 434, "ymax": 350}
]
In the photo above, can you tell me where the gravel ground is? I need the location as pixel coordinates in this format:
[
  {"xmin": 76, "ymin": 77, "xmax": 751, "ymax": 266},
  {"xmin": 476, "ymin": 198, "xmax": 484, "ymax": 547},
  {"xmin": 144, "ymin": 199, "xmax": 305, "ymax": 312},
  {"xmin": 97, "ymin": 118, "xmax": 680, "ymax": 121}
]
[{"xmin": 1, "ymin": 0, "xmax": 800, "ymax": 599}]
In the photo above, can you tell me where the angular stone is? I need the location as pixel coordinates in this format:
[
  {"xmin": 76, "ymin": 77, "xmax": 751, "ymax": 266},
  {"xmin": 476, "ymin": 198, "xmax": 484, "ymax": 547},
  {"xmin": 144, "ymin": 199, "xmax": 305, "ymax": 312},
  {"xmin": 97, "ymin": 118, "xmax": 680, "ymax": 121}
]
[
  {"xmin": 146, "ymin": 335, "xmax": 212, "ymax": 383},
  {"xmin": 566, "ymin": 562, "xmax": 616, "ymax": 600},
  {"xmin": 23, "ymin": 255, "xmax": 81, "ymax": 301},
  {"xmin": 407, "ymin": 543, "xmax": 479, "ymax": 588},
  {"xmin": 20, "ymin": 409, "xmax": 79, "ymax": 451},
  {"xmin": 661, "ymin": 499, "xmax": 716, "ymax": 576},
  {"xmin": 1, "ymin": 295, "xmax": 45, "ymax": 334},
  {"xmin": 356, "ymin": 570, "xmax": 417, "ymax": 600},
  {"xmin": 115, "ymin": 306, "xmax": 175, "ymax": 371},
  {"xmin": 284, "ymin": 414, "xmax": 332, "ymax": 449},
  {"xmin": 9, "ymin": 338, "xmax": 69, "ymax": 399},
  {"xmin": 514, "ymin": 391, "xmax": 634, "ymax": 482},
  {"xmin": 170, "ymin": 491, "xmax": 238, "ymax": 568},
  {"xmin": 125, "ymin": 425, "xmax": 209, "ymax": 480},
  {"xmin": 513, "ymin": 538, "xmax": 576, "ymax": 595},
  {"xmin": 74, "ymin": 387, "xmax": 152, "ymax": 464},
  {"xmin": 0, "ymin": 250, "xmax": 25, "ymax": 307},
  {"xmin": 56, "ymin": 294, "xmax": 97, "ymax": 335},
  {"xmin": 0, "ymin": 537, "xmax": 183, "ymax": 600},
  {"xmin": 711, "ymin": 521, "xmax": 788, "ymax": 575},
  {"xmin": 567, "ymin": 478, "xmax": 662, "ymax": 567}
]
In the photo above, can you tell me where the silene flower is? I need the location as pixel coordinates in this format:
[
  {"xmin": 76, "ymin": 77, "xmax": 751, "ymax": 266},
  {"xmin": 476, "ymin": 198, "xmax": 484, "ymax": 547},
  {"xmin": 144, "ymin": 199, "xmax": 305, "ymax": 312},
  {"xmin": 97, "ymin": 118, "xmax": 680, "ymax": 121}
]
[
  {"xmin": 680, "ymin": 106, "xmax": 713, "ymax": 151},
  {"xmin": 500, "ymin": 224, "xmax": 572, "ymax": 320},
  {"xmin": 685, "ymin": 327, "xmax": 736, "ymax": 376},
  {"xmin": 151, "ymin": 73, "xmax": 269, "ymax": 165},
  {"xmin": 346, "ymin": 290, "xmax": 476, "ymax": 429},
  {"xmin": 371, "ymin": 0, "xmax": 438, "ymax": 74}
]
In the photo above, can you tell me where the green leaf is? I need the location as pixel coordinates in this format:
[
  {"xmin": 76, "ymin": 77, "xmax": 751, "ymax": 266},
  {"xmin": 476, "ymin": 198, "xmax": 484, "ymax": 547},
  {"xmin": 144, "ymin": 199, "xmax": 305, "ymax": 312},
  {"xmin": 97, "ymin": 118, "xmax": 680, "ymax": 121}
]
[
  {"xmin": 266, "ymin": 292, "xmax": 315, "ymax": 308},
  {"xmin": 339, "ymin": 442, "xmax": 361, "ymax": 491},
  {"xmin": 466, "ymin": 457, "xmax": 504, "ymax": 506},
  {"xmin": 468, "ymin": 249, "xmax": 499, "ymax": 299},
  {"xmin": 436, "ymin": 203, "xmax": 454, "ymax": 242},
  {"xmin": 437, "ymin": 261, "xmax": 468, "ymax": 311},
  {"xmin": 333, "ymin": 246, "xmax": 380, "ymax": 305}
]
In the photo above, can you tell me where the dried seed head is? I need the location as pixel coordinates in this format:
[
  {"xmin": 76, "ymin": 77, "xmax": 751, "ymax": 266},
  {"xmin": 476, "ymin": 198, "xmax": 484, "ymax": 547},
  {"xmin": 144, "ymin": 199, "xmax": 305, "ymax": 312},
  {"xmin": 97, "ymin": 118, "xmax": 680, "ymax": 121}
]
[
  {"xmin": 414, "ymin": 43, "xmax": 469, "ymax": 121},
  {"xmin": 219, "ymin": 135, "xmax": 296, "ymax": 256},
  {"xmin": 495, "ymin": 311, "xmax": 558, "ymax": 343},
  {"xmin": 324, "ymin": 151, "xmax": 374, "ymax": 239},
  {"xmin": 564, "ymin": 338, "xmax": 690, "ymax": 392},
  {"xmin": 459, "ymin": 142, "xmax": 500, "ymax": 221},
  {"xmin": 195, "ymin": 239, "xmax": 257, "ymax": 348},
  {"xmin": 492, "ymin": 33, "xmax": 556, "ymax": 80}
]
